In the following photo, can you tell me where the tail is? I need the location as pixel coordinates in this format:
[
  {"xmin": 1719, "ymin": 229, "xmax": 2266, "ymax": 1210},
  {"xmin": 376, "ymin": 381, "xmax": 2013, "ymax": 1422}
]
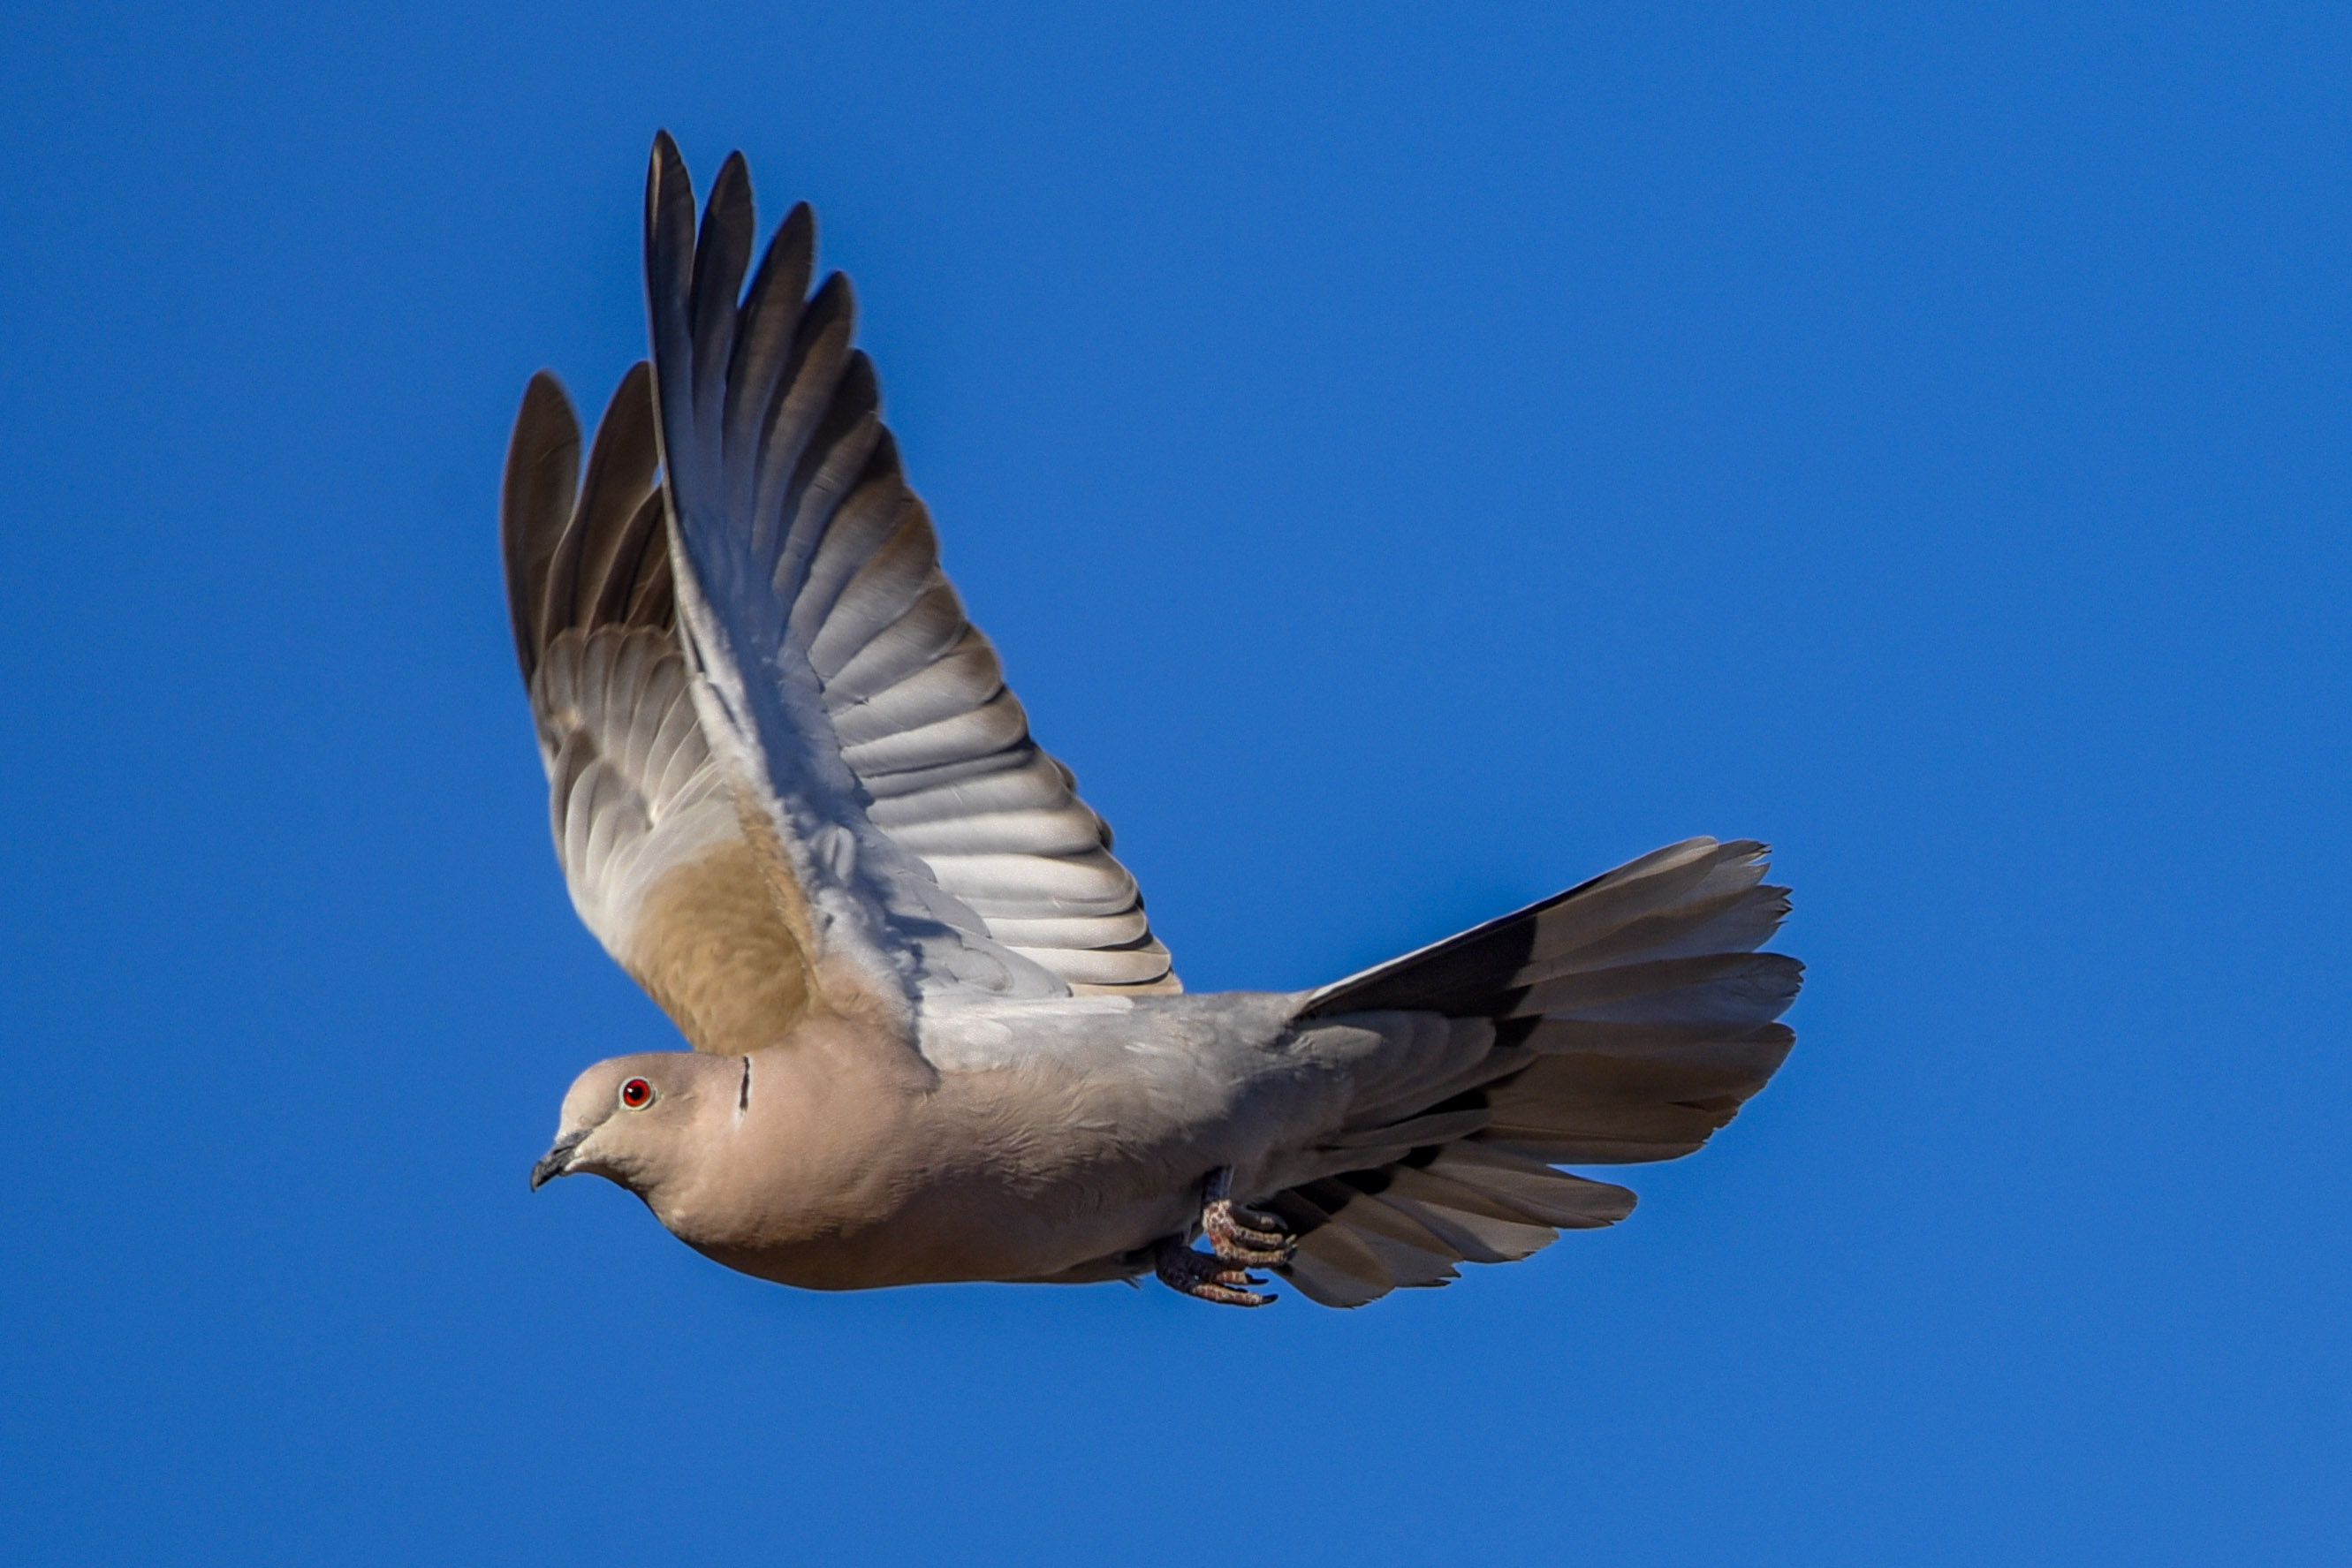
[{"xmin": 1262, "ymin": 837, "xmax": 1802, "ymax": 1307}]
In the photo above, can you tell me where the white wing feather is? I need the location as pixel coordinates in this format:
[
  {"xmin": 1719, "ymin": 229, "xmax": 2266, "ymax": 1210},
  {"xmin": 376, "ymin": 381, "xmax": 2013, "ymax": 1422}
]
[{"xmin": 642, "ymin": 139, "xmax": 1177, "ymax": 1009}]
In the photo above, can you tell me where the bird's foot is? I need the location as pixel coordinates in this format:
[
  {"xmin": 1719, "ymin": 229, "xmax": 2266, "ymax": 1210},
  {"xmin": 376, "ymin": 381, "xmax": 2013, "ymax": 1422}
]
[
  {"xmin": 1152, "ymin": 1235, "xmax": 1275, "ymax": 1307},
  {"xmin": 1202, "ymin": 1168, "xmax": 1295, "ymax": 1268}
]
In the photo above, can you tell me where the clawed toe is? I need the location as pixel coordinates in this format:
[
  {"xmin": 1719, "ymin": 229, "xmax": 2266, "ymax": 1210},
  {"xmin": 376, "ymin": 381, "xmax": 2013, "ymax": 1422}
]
[
  {"xmin": 1203, "ymin": 1196, "xmax": 1295, "ymax": 1266},
  {"xmin": 1153, "ymin": 1237, "xmax": 1276, "ymax": 1307},
  {"xmin": 1200, "ymin": 1168, "xmax": 1295, "ymax": 1267}
]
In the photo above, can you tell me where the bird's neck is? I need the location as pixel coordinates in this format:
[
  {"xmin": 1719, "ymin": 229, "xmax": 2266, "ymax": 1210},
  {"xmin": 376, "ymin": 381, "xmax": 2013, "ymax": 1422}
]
[{"xmin": 646, "ymin": 1011, "xmax": 936, "ymax": 1255}]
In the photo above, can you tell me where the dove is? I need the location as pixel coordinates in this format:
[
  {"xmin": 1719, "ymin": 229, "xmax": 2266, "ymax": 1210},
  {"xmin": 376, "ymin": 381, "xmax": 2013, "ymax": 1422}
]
[{"xmin": 511, "ymin": 134, "xmax": 1802, "ymax": 1307}]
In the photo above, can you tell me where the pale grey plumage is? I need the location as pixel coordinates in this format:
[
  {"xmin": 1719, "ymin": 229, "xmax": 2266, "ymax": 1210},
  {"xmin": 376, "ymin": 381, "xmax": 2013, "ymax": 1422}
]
[{"xmin": 509, "ymin": 135, "xmax": 1804, "ymax": 1308}]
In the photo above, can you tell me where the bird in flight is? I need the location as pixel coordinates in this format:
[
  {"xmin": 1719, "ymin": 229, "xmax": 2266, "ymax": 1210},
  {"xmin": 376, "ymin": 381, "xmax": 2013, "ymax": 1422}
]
[{"xmin": 510, "ymin": 134, "xmax": 1802, "ymax": 1307}]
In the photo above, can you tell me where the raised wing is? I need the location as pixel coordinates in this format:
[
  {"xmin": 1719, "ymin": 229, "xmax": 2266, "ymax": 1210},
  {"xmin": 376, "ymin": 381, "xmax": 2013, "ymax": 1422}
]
[
  {"xmin": 502, "ymin": 364, "xmax": 820, "ymax": 1053},
  {"xmin": 641, "ymin": 134, "xmax": 1178, "ymax": 1005}
]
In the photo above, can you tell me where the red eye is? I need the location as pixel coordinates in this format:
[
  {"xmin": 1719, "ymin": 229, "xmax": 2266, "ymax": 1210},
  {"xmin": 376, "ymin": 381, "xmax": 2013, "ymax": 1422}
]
[{"xmin": 618, "ymin": 1077, "xmax": 654, "ymax": 1110}]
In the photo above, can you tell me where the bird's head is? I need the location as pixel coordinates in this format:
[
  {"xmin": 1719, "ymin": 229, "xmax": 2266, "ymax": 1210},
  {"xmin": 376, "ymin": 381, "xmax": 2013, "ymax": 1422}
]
[{"xmin": 529, "ymin": 1051, "xmax": 744, "ymax": 1200}]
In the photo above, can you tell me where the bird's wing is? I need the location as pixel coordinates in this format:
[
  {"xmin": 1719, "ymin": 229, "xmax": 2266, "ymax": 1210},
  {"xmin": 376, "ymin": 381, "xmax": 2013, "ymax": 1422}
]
[
  {"xmin": 503, "ymin": 364, "xmax": 823, "ymax": 1054},
  {"xmin": 641, "ymin": 135, "xmax": 1177, "ymax": 1015}
]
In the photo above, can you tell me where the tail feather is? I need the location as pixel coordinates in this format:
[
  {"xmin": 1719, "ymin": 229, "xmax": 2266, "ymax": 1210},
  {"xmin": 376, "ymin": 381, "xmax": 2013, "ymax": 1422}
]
[
  {"xmin": 1338, "ymin": 1034, "xmax": 1536, "ymax": 1132},
  {"xmin": 1263, "ymin": 837, "xmax": 1801, "ymax": 1307},
  {"xmin": 1322, "ymin": 1194, "xmax": 1466, "ymax": 1288},
  {"xmin": 1520, "ymin": 1015, "xmax": 1796, "ymax": 1064},
  {"xmin": 1376, "ymin": 1185, "xmax": 1556, "ymax": 1266},
  {"xmin": 1421, "ymin": 1144, "xmax": 1641, "ymax": 1228},
  {"xmin": 1574, "ymin": 882, "xmax": 1791, "ymax": 971},
  {"xmin": 1301, "ymin": 837, "xmax": 1778, "ymax": 1018},
  {"xmin": 1279, "ymin": 1221, "xmax": 1395, "ymax": 1308},
  {"xmin": 1507, "ymin": 951, "xmax": 1802, "ymax": 1022},
  {"xmin": 1326, "ymin": 1014, "xmax": 1490, "ymax": 1125}
]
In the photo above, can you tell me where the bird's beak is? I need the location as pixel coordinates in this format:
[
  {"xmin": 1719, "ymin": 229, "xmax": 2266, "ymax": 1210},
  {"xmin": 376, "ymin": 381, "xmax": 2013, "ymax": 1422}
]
[{"xmin": 530, "ymin": 1129, "xmax": 589, "ymax": 1191}]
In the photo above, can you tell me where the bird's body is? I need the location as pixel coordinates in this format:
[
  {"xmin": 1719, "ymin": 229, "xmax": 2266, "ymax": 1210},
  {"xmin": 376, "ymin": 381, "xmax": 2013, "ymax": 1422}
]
[
  {"xmin": 600, "ymin": 993, "xmax": 1300, "ymax": 1291},
  {"xmin": 512, "ymin": 136, "xmax": 1803, "ymax": 1307}
]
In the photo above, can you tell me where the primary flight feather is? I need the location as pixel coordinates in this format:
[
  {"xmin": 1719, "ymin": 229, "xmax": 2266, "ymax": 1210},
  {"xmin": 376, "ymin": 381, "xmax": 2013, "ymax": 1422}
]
[{"xmin": 510, "ymin": 134, "xmax": 1802, "ymax": 1307}]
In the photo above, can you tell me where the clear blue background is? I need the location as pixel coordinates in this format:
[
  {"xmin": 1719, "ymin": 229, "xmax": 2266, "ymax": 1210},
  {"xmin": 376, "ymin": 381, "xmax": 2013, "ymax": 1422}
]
[{"xmin": 4, "ymin": 4, "xmax": 2345, "ymax": 1564}]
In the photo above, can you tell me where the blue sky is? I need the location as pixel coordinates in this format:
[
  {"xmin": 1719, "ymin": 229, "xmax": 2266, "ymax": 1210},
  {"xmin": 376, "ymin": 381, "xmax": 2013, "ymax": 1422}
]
[{"xmin": 4, "ymin": 4, "xmax": 2347, "ymax": 1564}]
